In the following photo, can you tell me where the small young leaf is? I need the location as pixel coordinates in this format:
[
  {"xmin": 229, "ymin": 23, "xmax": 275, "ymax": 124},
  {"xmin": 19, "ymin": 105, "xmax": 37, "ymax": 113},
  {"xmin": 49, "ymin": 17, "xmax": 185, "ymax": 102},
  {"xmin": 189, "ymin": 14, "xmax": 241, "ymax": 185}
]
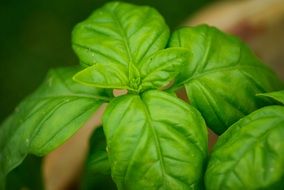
[
  {"xmin": 0, "ymin": 66, "xmax": 108, "ymax": 188},
  {"xmin": 139, "ymin": 48, "xmax": 190, "ymax": 91},
  {"xmin": 103, "ymin": 90, "xmax": 208, "ymax": 190},
  {"xmin": 80, "ymin": 127, "xmax": 116, "ymax": 190},
  {"xmin": 73, "ymin": 63, "xmax": 129, "ymax": 90},
  {"xmin": 257, "ymin": 90, "xmax": 284, "ymax": 105},
  {"xmin": 205, "ymin": 106, "xmax": 284, "ymax": 189},
  {"xmin": 169, "ymin": 25, "xmax": 284, "ymax": 134},
  {"xmin": 72, "ymin": 2, "xmax": 169, "ymax": 91}
]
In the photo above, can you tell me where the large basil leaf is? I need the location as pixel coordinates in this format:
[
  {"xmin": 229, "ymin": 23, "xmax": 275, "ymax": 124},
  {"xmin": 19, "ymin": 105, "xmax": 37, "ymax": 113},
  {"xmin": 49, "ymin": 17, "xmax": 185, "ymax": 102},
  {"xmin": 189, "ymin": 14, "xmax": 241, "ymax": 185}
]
[
  {"xmin": 0, "ymin": 66, "xmax": 108, "ymax": 189},
  {"xmin": 103, "ymin": 90, "xmax": 208, "ymax": 189},
  {"xmin": 205, "ymin": 106, "xmax": 284, "ymax": 189},
  {"xmin": 72, "ymin": 2, "xmax": 169, "ymax": 91},
  {"xmin": 169, "ymin": 25, "xmax": 283, "ymax": 134},
  {"xmin": 80, "ymin": 126, "xmax": 116, "ymax": 190},
  {"xmin": 257, "ymin": 90, "xmax": 284, "ymax": 105}
]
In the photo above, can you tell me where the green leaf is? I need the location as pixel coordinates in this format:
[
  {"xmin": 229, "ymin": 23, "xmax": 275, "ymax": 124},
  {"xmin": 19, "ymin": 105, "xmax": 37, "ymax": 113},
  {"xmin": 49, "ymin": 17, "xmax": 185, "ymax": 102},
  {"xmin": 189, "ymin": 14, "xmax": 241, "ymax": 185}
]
[
  {"xmin": 72, "ymin": 1, "xmax": 169, "ymax": 67},
  {"xmin": 0, "ymin": 66, "xmax": 107, "ymax": 189},
  {"xmin": 73, "ymin": 63, "xmax": 129, "ymax": 90},
  {"xmin": 205, "ymin": 106, "xmax": 284, "ymax": 189},
  {"xmin": 257, "ymin": 90, "xmax": 284, "ymax": 105},
  {"xmin": 103, "ymin": 90, "xmax": 208, "ymax": 190},
  {"xmin": 80, "ymin": 126, "xmax": 117, "ymax": 190},
  {"xmin": 72, "ymin": 2, "xmax": 169, "ymax": 91},
  {"xmin": 169, "ymin": 25, "xmax": 283, "ymax": 134},
  {"xmin": 139, "ymin": 48, "xmax": 190, "ymax": 91}
]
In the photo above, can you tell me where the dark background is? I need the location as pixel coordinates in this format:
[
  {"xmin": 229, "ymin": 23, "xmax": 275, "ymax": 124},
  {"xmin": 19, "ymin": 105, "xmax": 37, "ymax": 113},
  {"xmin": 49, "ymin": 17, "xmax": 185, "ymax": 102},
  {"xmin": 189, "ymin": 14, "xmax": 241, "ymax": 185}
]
[{"xmin": 0, "ymin": 0, "xmax": 214, "ymax": 122}]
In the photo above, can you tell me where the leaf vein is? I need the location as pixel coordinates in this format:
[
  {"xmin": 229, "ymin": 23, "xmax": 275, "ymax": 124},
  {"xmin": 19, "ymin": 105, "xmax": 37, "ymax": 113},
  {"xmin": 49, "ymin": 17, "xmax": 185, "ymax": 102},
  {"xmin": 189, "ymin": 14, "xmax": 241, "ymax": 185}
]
[{"xmin": 36, "ymin": 101, "xmax": 99, "ymax": 154}]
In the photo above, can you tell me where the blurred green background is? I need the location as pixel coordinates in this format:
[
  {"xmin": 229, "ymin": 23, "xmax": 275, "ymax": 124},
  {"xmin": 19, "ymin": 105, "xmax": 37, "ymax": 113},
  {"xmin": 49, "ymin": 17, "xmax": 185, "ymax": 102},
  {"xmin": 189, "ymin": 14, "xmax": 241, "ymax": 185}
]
[{"xmin": 0, "ymin": 0, "xmax": 214, "ymax": 122}]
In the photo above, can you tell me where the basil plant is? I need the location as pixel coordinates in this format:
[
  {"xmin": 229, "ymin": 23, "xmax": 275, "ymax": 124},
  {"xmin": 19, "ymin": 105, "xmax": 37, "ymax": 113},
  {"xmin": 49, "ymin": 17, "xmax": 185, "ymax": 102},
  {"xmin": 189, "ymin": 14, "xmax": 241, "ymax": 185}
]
[{"xmin": 0, "ymin": 2, "xmax": 283, "ymax": 190}]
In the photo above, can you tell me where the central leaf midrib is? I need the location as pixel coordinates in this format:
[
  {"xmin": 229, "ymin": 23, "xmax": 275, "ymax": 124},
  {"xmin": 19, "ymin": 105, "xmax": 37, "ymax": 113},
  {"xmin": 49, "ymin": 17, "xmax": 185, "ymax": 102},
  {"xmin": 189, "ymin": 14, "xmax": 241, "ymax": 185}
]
[
  {"xmin": 139, "ymin": 96, "xmax": 167, "ymax": 187},
  {"xmin": 142, "ymin": 54, "xmax": 181, "ymax": 78},
  {"xmin": 108, "ymin": 7, "xmax": 136, "ymax": 82},
  {"xmin": 1, "ymin": 97, "xmax": 101, "ymax": 154},
  {"xmin": 195, "ymin": 27, "xmax": 212, "ymax": 74},
  {"xmin": 35, "ymin": 102, "xmax": 99, "ymax": 154},
  {"xmin": 0, "ymin": 97, "xmax": 73, "ymax": 177},
  {"xmin": 51, "ymin": 69, "xmax": 110, "ymax": 101},
  {"xmin": 29, "ymin": 97, "xmax": 80, "ymax": 146},
  {"xmin": 73, "ymin": 43, "xmax": 123, "ymax": 66}
]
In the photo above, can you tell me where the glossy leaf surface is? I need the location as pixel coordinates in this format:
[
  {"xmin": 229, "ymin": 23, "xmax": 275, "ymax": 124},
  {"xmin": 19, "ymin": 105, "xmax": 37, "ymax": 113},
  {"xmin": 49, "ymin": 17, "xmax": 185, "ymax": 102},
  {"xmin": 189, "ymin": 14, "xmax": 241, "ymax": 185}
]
[
  {"xmin": 73, "ymin": 63, "xmax": 129, "ymax": 90},
  {"xmin": 139, "ymin": 48, "xmax": 190, "ymax": 91},
  {"xmin": 80, "ymin": 127, "xmax": 116, "ymax": 190},
  {"xmin": 169, "ymin": 25, "xmax": 283, "ymax": 134},
  {"xmin": 103, "ymin": 90, "xmax": 208, "ymax": 190},
  {"xmin": 72, "ymin": 2, "xmax": 169, "ymax": 91},
  {"xmin": 72, "ymin": 1, "xmax": 169, "ymax": 67},
  {"xmin": 74, "ymin": 47, "xmax": 191, "ymax": 92},
  {"xmin": 205, "ymin": 106, "xmax": 284, "ymax": 189},
  {"xmin": 0, "ymin": 66, "xmax": 107, "ymax": 189},
  {"xmin": 257, "ymin": 90, "xmax": 284, "ymax": 105}
]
